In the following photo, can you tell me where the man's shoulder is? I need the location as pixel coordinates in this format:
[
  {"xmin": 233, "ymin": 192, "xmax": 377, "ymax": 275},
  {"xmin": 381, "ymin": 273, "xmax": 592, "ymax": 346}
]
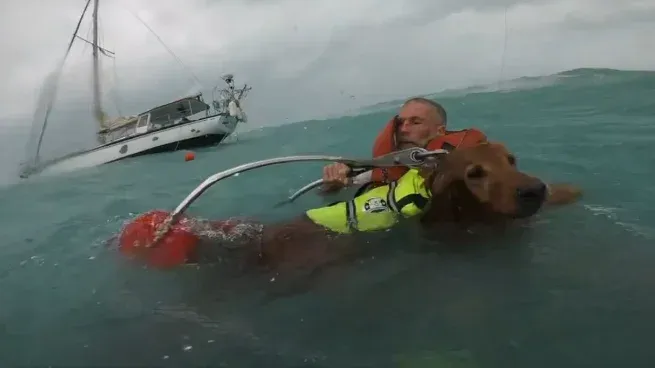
[
  {"xmin": 446, "ymin": 127, "xmax": 486, "ymax": 135},
  {"xmin": 446, "ymin": 127, "xmax": 488, "ymax": 142}
]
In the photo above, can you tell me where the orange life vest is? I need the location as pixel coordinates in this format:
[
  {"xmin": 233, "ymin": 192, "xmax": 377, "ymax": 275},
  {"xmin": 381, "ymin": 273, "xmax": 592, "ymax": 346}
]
[{"xmin": 369, "ymin": 117, "xmax": 488, "ymax": 184}]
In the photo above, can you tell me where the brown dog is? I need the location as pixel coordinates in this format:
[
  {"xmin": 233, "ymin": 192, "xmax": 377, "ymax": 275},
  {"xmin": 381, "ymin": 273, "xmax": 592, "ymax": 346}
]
[
  {"xmin": 418, "ymin": 141, "xmax": 582, "ymax": 225},
  {"xmin": 119, "ymin": 142, "xmax": 582, "ymax": 272}
]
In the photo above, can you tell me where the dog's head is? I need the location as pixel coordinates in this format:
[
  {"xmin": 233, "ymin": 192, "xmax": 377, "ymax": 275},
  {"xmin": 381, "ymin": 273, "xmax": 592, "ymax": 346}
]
[{"xmin": 419, "ymin": 142, "xmax": 548, "ymax": 222}]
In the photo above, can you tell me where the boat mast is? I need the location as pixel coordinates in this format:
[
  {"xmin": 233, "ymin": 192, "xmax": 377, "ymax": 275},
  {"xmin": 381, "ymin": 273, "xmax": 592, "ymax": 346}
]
[
  {"xmin": 91, "ymin": 0, "xmax": 104, "ymax": 124},
  {"xmin": 31, "ymin": 0, "xmax": 92, "ymax": 167}
]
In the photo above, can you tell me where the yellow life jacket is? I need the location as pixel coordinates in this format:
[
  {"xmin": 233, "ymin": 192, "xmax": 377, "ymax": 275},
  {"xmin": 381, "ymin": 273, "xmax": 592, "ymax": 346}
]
[{"xmin": 305, "ymin": 168, "xmax": 431, "ymax": 234}]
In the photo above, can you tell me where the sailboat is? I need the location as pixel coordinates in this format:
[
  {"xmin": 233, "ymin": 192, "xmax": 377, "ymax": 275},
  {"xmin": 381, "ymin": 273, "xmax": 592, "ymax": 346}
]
[{"xmin": 19, "ymin": 0, "xmax": 251, "ymax": 179}]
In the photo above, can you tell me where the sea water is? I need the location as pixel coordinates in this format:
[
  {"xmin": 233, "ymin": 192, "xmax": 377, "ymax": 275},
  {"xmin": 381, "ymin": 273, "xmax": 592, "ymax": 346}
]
[{"xmin": 0, "ymin": 68, "xmax": 654, "ymax": 367}]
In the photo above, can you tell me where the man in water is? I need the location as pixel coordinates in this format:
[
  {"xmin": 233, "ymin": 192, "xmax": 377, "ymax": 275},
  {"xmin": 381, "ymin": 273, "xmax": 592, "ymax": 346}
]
[{"xmin": 321, "ymin": 97, "xmax": 484, "ymax": 194}]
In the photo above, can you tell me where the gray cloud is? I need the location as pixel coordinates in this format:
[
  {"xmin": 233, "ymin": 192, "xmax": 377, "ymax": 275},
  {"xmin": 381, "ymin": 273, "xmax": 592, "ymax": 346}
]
[
  {"xmin": 386, "ymin": 0, "xmax": 548, "ymax": 27},
  {"xmin": 1, "ymin": 0, "xmax": 654, "ymax": 143},
  {"xmin": 562, "ymin": 1, "xmax": 655, "ymax": 30}
]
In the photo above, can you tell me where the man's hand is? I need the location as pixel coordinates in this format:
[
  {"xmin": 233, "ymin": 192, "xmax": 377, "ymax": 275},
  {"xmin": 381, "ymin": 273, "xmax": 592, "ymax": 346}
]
[{"xmin": 320, "ymin": 163, "xmax": 351, "ymax": 193}]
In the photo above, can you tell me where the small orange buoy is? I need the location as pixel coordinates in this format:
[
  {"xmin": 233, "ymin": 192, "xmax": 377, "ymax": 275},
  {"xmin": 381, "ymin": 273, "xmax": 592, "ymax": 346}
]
[{"xmin": 184, "ymin": 151, "xmax": 195, "ymax": 161}]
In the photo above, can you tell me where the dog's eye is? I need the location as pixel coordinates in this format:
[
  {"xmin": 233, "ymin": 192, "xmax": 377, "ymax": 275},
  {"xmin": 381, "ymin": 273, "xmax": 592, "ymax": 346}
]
[
  {"xmin": 508, "ymin": 155, "xmax": 516, "ymax": 166},
  {"xmin": 466, "ymin": 165, "xmax": 486, "ymax": 180}
]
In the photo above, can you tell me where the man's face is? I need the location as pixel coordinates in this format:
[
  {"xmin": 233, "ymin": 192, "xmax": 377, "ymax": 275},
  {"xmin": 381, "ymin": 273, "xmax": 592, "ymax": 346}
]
[{"xmin": 395, "ymin": 101, "xmax": 445, "ymax": 149}]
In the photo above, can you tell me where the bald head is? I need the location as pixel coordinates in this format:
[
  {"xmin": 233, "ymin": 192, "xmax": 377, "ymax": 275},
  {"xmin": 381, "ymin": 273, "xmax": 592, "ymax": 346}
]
[
  {"xmin": 402, "ymin": 97, "xmax": 447, "ymax": 126},
  {"xmin": 396, "ymin": 97, "xmax": 448, "ymax": 149}
]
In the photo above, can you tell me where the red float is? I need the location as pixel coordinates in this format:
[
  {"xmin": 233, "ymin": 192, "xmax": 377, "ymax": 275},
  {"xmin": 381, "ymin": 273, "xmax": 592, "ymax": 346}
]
[{"xmin": 118, "ymin": 210, "xmax": 199, "ymax": 268}]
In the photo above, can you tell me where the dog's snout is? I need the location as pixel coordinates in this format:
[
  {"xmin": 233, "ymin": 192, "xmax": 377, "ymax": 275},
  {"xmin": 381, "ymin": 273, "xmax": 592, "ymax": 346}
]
[
  {"xmin": 512, "ymin": 181, "xmax": 547, "ymax": 218},
  {"xmin": 516, "ymin": 182, "xmax": 547, "ymax": 202}
]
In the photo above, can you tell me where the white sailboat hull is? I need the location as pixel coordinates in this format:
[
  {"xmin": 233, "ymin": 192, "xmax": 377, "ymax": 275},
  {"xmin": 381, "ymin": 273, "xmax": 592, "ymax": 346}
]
[{"xmin": 27, "ymin": 114, "xmax": 238, "ymax": 178}]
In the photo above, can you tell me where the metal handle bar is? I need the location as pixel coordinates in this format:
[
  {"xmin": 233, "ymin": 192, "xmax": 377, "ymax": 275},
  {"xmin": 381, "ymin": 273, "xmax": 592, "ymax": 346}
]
[
  {"xmin": 148, "ymin": 147, "xmax": 448, "ymax": 246},
  {"xmin": 170, "ymin": 147, "xmax": 441, "ymax": 218},
  {"xmin": 274, "ymin": 148, "xmax": 450, "ymax": 206}
]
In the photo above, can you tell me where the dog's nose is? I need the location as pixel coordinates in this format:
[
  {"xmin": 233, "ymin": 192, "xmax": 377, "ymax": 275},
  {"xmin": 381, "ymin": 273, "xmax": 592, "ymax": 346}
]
[{"xmin": 516, "ymin": 182, "xmax": 547, "ymax": 202}]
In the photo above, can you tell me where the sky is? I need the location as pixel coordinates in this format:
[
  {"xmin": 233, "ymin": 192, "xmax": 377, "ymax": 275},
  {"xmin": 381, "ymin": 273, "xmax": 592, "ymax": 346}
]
[{"xmin": 1, "ymin": 0, "xmax": 654, "ymax": 132}]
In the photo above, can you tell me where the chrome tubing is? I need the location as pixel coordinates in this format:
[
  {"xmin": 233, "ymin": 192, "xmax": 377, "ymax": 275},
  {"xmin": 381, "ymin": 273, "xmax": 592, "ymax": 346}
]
[
  {"xmin": 275, "ymin": 170, "xmax": 373, "ymax": 207},
  {"xmin": 171, "ymin": 153, "xmax": 397, "ymax": 221},
  {"xmin": 147, "ymin": 147, "xmax": 449, "ymax": 247},
  {"xmin": 278, "ymin": 148, "xmax": 450, "ymax": 205},
  {"xmin": 148, "ymin": 156, "xmax": 347, "ymax": 246},
  {"xmin": 170, "ymin": 147, "xmax": 440, "ymax": 219},
  {"xmin": 279, "ymin": 178, "xmax": 324, "ymax": 206}
]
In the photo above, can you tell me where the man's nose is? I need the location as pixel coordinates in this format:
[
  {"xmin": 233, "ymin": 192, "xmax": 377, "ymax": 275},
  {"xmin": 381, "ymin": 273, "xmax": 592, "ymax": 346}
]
[{"xmin": 397, "ymin": 120, "xmax": 410, "ymax": 134}]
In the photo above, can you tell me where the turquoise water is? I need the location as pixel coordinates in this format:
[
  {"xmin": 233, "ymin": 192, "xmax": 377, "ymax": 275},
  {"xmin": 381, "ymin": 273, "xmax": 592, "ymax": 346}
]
[{"xmin": 1, "ymin": 68, "xmax": 654, "ymax": 367}]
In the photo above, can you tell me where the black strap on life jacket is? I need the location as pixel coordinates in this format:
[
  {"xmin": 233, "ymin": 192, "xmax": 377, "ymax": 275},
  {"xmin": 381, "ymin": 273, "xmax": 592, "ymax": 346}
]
[
  {"xmin": 396, "ymin": 194, "xmax": 428, "ymax": 210},
  {"xmin": 344, "ymin": 179, "xmax": 429, "ymax": 232}
]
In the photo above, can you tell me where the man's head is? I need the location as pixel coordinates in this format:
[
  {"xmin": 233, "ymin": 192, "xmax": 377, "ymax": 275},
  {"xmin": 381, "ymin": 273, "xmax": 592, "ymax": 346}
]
[{"xmin": 395, "ymin": 97, "xmax": 447, "ymax": 149}]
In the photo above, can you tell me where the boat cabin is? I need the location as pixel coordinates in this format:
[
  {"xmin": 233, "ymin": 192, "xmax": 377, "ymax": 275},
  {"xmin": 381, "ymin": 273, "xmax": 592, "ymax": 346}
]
[
  {"xmin": 97, "ymin": 94, "xmax": 211, "ymax": 144},
  {"xmin": 139, "ymin": 93, "xmax": 210, "ymax": 131}
]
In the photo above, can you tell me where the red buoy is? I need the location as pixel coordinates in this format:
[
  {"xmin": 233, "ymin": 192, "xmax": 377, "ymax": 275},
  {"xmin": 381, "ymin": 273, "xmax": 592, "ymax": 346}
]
[
  {"xmin": 184, "ymin": 151, "xmax": 195, "ymax": 161},
  {"xmin": 118, "ymin": 210, "xmax": 199, "ymax": 268}
]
